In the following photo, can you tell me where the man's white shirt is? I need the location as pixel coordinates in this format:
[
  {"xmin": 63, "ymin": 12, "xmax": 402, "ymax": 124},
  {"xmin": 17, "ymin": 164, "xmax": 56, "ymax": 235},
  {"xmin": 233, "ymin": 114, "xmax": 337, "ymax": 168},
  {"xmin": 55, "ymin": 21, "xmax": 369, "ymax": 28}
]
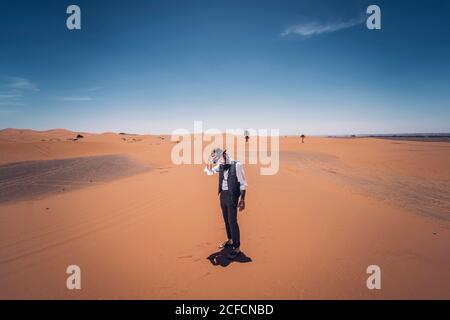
[{"xmin": 204, "ymin": 161, "xmax": 248, "ymax": 191}]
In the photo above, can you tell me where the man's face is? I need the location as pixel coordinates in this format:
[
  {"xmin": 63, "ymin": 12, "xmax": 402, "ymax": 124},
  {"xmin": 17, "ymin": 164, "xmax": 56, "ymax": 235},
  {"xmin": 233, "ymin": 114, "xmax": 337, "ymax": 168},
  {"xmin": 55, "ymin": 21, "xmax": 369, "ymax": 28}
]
[{"xmin": 219, "ymin": 152, "xmax": 230, "ymax": 165}]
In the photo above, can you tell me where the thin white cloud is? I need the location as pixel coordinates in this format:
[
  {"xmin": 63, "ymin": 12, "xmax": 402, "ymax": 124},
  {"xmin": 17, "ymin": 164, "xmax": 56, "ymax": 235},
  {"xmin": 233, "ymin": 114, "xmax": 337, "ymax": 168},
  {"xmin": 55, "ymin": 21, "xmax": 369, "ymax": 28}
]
[
  {"xmin": 0, "ymin": 101, "xmax": 27, "ymax": 106},
  {"xmin": 59, "ymin": 96, "xmax": 93, "ymax": 102},
  {"xmin": 85, "ymin": 87, "xmax": 102, "ymax": 92},
  {"xmin": 0, "ymin": 77, "xmax": 37, "ymax": 109},
  {"xmin": 7, "ymin": 77, "xmax": 40, "ymax": 92},
  {"xmin": 281, "ymin": 16, "xmax": 365, "ymax": 38},
  {"xmin": 0, "ymin": 109, "xmax": 19, "ymax": 114},
  {"xmin": 0, "ymin": 93, "xmax": 23, "ymax": 99}
]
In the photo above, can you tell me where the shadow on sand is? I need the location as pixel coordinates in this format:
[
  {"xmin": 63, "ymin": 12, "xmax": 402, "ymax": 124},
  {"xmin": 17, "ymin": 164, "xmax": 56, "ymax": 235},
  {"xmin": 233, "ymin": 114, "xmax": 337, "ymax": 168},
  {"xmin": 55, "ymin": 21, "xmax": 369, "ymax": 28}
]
[{"xmin": 207, "ymin": 248, "xmax": 252, "ymax": 267}]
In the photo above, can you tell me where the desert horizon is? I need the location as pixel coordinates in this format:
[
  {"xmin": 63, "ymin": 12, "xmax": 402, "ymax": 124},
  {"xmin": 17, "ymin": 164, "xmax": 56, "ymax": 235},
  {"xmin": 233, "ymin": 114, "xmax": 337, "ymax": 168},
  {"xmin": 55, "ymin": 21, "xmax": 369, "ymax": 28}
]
[{"xmin": 2, "ymin": 127, "xmax": 450, "ymax": 138}]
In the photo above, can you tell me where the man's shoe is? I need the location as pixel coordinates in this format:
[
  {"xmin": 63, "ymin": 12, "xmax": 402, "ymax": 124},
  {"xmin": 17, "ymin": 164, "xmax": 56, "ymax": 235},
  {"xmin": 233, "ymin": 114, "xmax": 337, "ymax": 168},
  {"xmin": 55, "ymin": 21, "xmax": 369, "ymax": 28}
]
[{"xmin": 227, "ymin": 249, "xmax": 241, "ymax": 260}]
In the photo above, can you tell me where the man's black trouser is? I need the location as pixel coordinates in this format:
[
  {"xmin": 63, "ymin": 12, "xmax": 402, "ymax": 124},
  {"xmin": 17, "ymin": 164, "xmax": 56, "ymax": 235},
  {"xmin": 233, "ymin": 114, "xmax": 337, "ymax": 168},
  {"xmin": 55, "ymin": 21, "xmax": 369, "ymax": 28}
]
[{"xmin": 219, "ymin": 190, "xmax": 240, "ymax": 248}]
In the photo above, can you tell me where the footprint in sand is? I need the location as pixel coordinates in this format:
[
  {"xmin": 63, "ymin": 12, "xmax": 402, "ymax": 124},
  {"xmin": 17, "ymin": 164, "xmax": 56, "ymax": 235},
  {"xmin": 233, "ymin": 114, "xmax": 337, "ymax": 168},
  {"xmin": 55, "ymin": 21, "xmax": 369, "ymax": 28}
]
[{"xmin": 177, "ymin": 255, "xmax": 193, "ymax": 259}]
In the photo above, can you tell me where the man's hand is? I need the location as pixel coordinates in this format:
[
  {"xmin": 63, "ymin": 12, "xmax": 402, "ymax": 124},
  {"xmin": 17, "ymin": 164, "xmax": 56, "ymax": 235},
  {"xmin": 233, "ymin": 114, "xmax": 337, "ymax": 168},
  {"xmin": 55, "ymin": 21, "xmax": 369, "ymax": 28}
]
[
  {"xmin": 238, "ymin": 190, "xmax": 246, "ymax": 212},
  {"xmin": 238, "ymin": 199, "xmax": 245, "ymax": 211}
]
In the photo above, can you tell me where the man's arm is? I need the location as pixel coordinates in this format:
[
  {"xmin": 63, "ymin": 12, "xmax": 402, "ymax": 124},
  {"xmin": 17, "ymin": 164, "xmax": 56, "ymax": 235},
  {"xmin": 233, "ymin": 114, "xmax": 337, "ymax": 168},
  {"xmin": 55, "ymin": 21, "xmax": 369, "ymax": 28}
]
[
  {"xmin": 236, "ymin": 162, "xmax": 247, "ymax": 211},
  {"xmin": 204, "ymin": 163, "xmax": 220, "ymax": 175}
]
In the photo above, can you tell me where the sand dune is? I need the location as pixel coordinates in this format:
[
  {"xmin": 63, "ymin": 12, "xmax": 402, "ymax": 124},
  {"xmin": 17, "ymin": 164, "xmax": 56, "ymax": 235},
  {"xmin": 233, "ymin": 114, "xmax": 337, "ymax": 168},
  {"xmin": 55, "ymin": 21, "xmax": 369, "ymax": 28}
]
[
  {"xmin": 281, "ymin": 140, "xmax": 450, "ymax": 222},
  {"xmin": 0, "ymin": 128, "xmax": 86, "ymax": 142},
  {"xmin": 0, "ymin": 130, "xmax": 449, "ymax": 299}
]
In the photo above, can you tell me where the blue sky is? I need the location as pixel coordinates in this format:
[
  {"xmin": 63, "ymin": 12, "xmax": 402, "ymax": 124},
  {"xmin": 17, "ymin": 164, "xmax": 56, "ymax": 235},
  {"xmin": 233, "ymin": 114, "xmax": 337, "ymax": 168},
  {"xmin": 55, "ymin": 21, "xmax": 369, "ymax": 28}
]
[{"xmin": 0, "ymin": 0, "xmax": 449, "ymax": 135}]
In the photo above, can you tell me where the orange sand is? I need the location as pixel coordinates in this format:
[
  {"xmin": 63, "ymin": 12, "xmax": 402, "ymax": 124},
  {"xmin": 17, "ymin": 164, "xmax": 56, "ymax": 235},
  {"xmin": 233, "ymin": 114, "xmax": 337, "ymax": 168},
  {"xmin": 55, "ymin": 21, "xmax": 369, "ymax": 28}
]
[{"xmin": 0, "ymin": 129, "xmax": 449, "ymax": 299}]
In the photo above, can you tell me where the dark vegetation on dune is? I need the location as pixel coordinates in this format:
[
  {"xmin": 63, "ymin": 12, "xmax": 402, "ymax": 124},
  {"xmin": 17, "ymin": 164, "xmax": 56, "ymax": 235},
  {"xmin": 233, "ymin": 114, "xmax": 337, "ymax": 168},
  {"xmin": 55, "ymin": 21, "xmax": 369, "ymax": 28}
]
[{"xmin": 0, "ymin": 155, "xmax": 147, "ymax": 203}]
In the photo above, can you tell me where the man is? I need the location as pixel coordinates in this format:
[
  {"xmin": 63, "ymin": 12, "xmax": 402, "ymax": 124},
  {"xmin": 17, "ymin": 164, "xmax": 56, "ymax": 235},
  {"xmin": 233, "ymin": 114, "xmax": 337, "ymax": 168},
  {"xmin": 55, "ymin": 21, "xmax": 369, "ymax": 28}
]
[
  {"xmin": 204, "ymin": 148, "xmax": 247, "ymax": 259},
  {"xmin": 244, "ymin": 130, "xmax": 250, "ymax": 143}
]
